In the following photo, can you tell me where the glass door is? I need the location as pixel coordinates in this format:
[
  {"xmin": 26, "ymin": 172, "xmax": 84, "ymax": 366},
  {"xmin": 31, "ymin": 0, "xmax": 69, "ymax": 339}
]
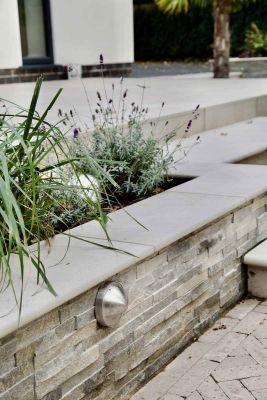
[{"xmin": 18, "ymin": 0, "xmax": 53, "ymax": 65}]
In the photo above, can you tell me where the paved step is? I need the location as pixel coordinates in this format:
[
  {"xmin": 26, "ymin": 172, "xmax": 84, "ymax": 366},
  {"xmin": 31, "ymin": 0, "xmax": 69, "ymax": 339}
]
[
  {"xmin": 244, "ymin": 240, "xmax": 267, "ymax": 298},
  {"xmin": 168, "ymin": 117, "xmax": 267, "ymax": 178}
]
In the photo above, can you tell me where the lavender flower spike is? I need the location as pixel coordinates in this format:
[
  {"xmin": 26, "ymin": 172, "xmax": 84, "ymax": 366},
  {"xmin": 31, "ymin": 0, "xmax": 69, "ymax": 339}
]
[{"xmin": 73, "ymin": 128, "xmax": 79, "ymax": 139}]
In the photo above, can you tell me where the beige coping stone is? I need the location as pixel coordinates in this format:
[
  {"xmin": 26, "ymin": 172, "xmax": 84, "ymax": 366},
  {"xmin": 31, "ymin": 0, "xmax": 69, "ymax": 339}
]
[
  {"xmin": 244, "ymin": 240, "xmax": 267, "ymax": 268},
  {"xmin": 171, "ymin": 163, "xmax": 267, "ymax": 201}
]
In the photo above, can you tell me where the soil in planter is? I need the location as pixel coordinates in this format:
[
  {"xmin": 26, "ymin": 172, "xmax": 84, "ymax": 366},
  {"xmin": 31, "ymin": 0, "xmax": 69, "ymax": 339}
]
[
  {"xmin": 52, "ymin": 177, "xmax": 194, "ymax": 234},
  {"xmin": 101, "ymin": 176, "xmax": 194, "ymax": 211}
]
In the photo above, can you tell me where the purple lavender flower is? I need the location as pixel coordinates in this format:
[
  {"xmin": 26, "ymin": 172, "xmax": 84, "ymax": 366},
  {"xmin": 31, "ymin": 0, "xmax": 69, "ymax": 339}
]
[{"xmin": 73, "ymin": 128, "xmax": 79, "ymax": 139}]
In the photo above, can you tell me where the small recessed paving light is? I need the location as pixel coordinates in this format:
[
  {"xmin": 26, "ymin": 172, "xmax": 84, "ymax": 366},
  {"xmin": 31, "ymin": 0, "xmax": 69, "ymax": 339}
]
[{"xmin": 95, "ymin": 282, "xmax": 128, "ymax": 328}]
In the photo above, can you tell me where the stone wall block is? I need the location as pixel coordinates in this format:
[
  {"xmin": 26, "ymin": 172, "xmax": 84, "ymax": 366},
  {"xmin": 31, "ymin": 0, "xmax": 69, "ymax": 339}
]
[
  {"xmin": 237, "ymin": 238, "xmax": 257, "ymax": 258},
  {"xmin": 0, "ymin": 362, "xmax": 33, "ymax": 394},
  {"xmin": 0, "ymin": 375, "xmax": 35, "ymax": 400},
  {"xmin": 252, "ymin": 195, "xmax": 267, "ymax": 212},
  {"xmin": 167, "ymin": 239, "xmax": 191, "ymax": 262},
  {"xmin": 34, "ymin": 320, "xmax": 97, "ymax": 369},
  {"xmin": 58, "ymin": 289, "xmax": 97, "ymax": 324},
  {"xmin": 233, "ymin": 205, "xmax": 252, "ymax": 223},
  {"xmin": 236, "ymin": 218, "xmax": 257, "ymax": 240},
  {"xmin": 35, "ymin": 345, "xmax": 100, "ymax": 398},
  {"xmin": 136, "ymin": 252, "xmax": 168, "ymax": 278},
  {"xmin": 16, "ymin": 311, "xmax": 60, "ymax": 351}
]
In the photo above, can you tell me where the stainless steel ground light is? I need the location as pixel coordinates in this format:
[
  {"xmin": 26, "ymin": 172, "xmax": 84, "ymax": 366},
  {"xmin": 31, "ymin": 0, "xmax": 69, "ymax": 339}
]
[{"xmin": 95, "ymin": 282, "xmax": 128, "ymax": 328}]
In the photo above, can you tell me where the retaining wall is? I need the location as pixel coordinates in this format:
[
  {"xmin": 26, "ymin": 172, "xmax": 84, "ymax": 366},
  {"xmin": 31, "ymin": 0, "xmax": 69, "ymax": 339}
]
[{"xmin": 1, "ymin": 194, "xmax": 267, "ymax": 400}]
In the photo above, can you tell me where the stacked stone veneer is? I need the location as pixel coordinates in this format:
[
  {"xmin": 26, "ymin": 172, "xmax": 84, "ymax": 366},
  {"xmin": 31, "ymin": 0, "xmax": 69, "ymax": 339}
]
[{"xmin": 1, "ymin": 194, "xmax": 267, "ymax": 400}]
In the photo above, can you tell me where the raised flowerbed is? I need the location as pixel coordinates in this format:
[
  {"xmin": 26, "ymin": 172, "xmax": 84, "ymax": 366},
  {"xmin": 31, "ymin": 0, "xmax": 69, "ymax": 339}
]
[{"xmin": 1, "ymin": 76, "xmax": 267, "ymax": 400}]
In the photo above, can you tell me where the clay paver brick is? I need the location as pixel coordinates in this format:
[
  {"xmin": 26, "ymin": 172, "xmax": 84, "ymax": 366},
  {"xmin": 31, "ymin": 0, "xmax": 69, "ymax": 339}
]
[
  {"xmin": 212, "ymin": 364, "xmax": 267, "ymax": 383},
  {"xmin": 254, "ymin": 305, "xmax": 267, "ymax": 314},
  {"xmin": 204, "ymin": 331, "xmax": 246, "ymax": 363},
  {"xmin": 198, "ymin": 317, "xmax": 239, "ymax": 344},
  {"xmin": 130, "ymin": 373, "xmax": 176, "ymax": 400},
  {"xmin": 219, "ymin": 380, "xmax": 255, "ymax": 400},
  {"xmin": 252, "ymin": 389, "xmax": 267, "ymax": 400},
  {"xmin": 130, "ymin": 300, "xmax": 267, "ymax": 400},
  {"xmin": 233, "ymin": 311, "xmax": 266, "ymax": 335},
  {"xmin": 226, "ymin": 299, "xmax": 259, "ymax": 320},
  {"xmin": 198, "ymin": 376, "xmax": 228, "ymax": 399},
  {"xmin": 187, "ymin": 392, "xmax": 205, "ymax": 400},
  {"xmin": 242, "ymin": 375, "xmax": 267, "ymax": 391},
  {"xmin": 168, "ymin": 359, "xmax": 217, "ymax": 397},
  {"xmin": 241, "ymin": 334, "xmax": 267, "ymax": 365},
  {"xmin": 219, "ymin": 354, "xmax": 258, "ymax": 369}
]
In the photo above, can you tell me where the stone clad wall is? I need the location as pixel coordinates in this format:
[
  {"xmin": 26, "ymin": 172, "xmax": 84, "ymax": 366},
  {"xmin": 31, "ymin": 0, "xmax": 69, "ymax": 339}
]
[{"xmin": 1, "ymin": 195, "xmax": 267, "ymax": 400}]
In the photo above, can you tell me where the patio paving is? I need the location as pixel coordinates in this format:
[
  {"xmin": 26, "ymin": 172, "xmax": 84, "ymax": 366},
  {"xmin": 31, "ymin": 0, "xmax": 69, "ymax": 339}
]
[
  {"xmin": 1, "ymin": 75, "xmax": 267, "ymax": 123},
  {"xmin": 131, "ymin": 298, "xmax": 267, "ymax": 400}
]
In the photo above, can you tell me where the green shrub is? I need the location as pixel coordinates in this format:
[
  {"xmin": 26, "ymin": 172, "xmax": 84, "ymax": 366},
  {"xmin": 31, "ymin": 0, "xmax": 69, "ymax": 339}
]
[{"xmin": 245, "ymin": 22, "xmax": 267, "ymax": 55}]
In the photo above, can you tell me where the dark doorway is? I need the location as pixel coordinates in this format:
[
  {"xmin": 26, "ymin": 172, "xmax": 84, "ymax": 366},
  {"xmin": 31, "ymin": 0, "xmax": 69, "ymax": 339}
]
[{"xmin": 18, "ymin": 0, "xmax": 53, "ymax": 65}]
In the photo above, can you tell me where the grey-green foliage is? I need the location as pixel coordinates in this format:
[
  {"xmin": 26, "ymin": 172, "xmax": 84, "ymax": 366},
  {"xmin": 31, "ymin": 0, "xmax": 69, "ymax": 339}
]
[
  {"xmin": 73, "ymin": 121, "xmax": 172, "ymax": 200},
  {"xmin": 245, "ymin": 22, "xmax": 267, "ymax": 55},
  {"xmin": 68, "ymin": 71, "xmax": 200, "ymax": 204}
]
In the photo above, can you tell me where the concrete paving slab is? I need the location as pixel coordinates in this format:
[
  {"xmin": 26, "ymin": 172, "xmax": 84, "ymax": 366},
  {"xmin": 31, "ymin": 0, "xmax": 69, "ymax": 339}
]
[
  {"xmin": 1, "ymin": 76, "xmax": 267, "ymax": 124},
  {"xmin": 169, "ymin": 117, "xmax": 267, "ymax": 167}
]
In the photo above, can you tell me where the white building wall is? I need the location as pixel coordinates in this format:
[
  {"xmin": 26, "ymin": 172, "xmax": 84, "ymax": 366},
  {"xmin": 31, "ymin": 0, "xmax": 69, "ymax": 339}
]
[
  {"xmin": 50, "ymin": 0, "xmax": 134, "ymax": 66},
  {"xmin": 0, "ymin": 0, "xmax": 22, "ymax": 68}
]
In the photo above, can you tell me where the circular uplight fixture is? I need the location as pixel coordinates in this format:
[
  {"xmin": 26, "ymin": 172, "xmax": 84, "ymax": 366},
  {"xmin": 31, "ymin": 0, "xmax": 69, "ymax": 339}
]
[{"xmin": 95, "ymin": 282, "xmax": 128, "ymax": 328}]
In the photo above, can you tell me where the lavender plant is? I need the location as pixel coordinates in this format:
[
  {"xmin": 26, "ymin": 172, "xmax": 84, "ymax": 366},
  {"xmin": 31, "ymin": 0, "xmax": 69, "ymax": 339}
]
[{"xmin": 67, "ymin": 56, "xmax": 200, "ymax": 206}]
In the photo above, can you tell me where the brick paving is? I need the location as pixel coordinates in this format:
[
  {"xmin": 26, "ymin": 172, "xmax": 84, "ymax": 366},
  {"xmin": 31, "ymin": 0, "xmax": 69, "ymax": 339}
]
[{"xmin": 131, "ymin": 299, "xmax": 267, "ymax": 400}]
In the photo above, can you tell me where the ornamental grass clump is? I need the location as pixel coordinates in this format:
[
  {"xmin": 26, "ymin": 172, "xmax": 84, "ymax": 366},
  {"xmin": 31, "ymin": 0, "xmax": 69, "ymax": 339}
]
[{"xmin": 0, "ymin": 77, "xmax": 107, "ymax": 309}]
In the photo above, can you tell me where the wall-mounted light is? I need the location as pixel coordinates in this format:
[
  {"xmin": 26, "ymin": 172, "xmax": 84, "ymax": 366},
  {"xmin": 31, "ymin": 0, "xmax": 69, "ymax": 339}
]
[{"xmin": 95, "ymin": 282, "xmax": 128, "ymax": 328}]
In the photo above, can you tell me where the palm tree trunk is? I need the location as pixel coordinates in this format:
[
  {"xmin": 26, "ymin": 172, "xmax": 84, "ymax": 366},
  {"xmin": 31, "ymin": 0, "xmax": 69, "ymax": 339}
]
[{"xmin": 213, "ymin": 0, "xmax": 231, "ymax": 78}]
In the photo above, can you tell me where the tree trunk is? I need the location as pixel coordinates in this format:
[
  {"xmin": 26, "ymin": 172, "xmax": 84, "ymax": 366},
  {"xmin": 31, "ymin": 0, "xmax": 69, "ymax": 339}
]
[{"xmin": 213, "ymin": 0, "xmax": 231, "ymax": 78}]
